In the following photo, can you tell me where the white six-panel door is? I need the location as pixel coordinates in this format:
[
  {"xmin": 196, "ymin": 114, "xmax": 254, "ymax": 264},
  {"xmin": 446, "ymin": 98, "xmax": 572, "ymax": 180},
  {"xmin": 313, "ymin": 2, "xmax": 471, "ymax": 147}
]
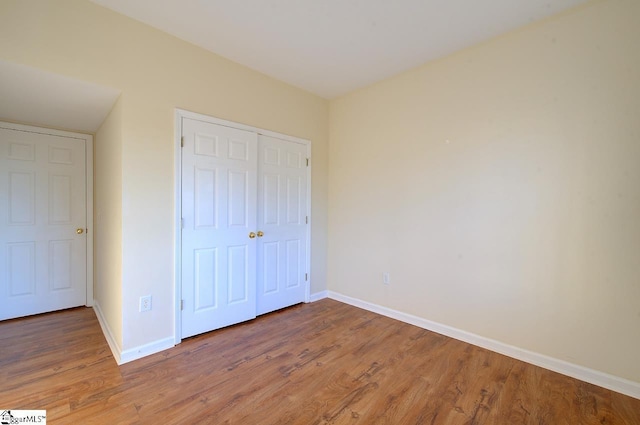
[
  {"xmin": 180, "ymin": 116, "xmax": 309, "ymax": 339},
  {"xmin": 256, "ymin": 135, "xmax": 308, "ymax": 315},
  {"xmin": 0, "ymin": 125, "xmax": 88, "ymax": 321},
  {"xmin": 181, "ymin": 118, "xmax": 258, "ymax": 338}
]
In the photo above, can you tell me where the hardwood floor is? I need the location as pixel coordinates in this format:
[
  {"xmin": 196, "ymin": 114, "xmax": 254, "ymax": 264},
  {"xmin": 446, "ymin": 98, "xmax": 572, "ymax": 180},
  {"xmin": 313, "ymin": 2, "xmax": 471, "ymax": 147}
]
[{"xmin": 1, "ymin": 299, "xmax": 639, "ymax": 424}]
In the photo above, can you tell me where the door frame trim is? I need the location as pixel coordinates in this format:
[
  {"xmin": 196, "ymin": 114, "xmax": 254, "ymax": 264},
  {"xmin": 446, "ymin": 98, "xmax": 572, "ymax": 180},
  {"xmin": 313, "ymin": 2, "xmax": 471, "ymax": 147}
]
[
  {"xmin": 0, "ymin": 121, "xmax": 94, "ymax": 308},
  {"xmin": 174, "ymin": 109, "xmax": 312, "ymax": 344}
]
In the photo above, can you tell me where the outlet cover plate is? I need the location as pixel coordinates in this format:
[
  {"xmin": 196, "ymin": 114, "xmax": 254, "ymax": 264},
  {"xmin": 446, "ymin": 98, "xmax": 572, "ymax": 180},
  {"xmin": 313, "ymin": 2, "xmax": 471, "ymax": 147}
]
[{"xmin": 140, "ymin": 295, "xmax": 152, "ymax": 312}]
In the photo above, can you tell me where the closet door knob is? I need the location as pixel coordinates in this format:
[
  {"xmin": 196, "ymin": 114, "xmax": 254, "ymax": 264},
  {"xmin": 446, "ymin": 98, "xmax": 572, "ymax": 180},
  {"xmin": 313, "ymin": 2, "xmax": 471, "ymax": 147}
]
[
  {"xmin": 257, "ymin": 231, "xmax": 264, "ymax": 237},
  {"xmin": 249, "ymin": 232, "xmax": 256, "ymax": 239}
]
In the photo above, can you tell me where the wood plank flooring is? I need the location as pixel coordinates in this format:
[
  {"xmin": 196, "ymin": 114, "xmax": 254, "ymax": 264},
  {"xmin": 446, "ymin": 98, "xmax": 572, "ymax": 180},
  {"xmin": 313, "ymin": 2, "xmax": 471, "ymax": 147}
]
[{"xmin": 1, "ymin": 299, "xmax": 639, "ymax": 424}]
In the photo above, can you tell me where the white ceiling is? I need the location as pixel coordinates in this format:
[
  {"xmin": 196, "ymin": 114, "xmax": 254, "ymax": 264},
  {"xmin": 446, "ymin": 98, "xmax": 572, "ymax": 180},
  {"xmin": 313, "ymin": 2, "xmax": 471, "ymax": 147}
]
[
  {"xmin": 0, "ymin": 60, "xmax": 120, "ymax": 133},
  {"xmin": 91, "ymin": 0, "xmax": 590, "ymax": 99}
]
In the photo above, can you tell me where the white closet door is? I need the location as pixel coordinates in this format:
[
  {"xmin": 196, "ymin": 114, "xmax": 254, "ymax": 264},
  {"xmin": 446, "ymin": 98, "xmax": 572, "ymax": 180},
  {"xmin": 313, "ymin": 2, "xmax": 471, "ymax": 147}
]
[
  {"xmin": 256, "ymin": 135, "xmax": 308, "ymax": 315},
  {"xmin": 181, "ymin": 118, "xmax": 258, "ymax": 339},
  {"xmin": 0, "ymin": 126, "xmax": 87, "ymax": 321}
]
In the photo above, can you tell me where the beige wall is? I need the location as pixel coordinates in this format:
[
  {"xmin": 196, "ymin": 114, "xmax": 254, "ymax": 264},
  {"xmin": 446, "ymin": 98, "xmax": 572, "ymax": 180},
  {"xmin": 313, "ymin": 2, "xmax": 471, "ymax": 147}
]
[
  {"xmin": 94, "ymin": 95, "xmax": 123, "ymax": 347},
  {"xmin": 0, "ymin": 0, "xmax": 329, "ymax": 351},
  {"xmin": 329, "ymin": 0, "xmax": 640, "ymax": 383}
]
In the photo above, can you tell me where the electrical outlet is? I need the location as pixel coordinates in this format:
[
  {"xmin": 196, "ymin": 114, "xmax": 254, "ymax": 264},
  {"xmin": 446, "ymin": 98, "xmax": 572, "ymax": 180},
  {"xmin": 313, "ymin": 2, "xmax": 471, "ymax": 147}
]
[
  {"xmin": 140, "ymin": 295, "xmax": 152, "ymax": 312},
  {"xmin": 383, "ymin": 272, "xmax": 390, "ymax": 285}
]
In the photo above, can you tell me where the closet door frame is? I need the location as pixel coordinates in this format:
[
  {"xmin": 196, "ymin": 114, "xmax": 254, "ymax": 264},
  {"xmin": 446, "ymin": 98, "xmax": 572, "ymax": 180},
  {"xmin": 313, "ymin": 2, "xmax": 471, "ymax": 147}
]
[{"xmin": 173, "ymin": 109, "xmax": 312, "ymax": 344}]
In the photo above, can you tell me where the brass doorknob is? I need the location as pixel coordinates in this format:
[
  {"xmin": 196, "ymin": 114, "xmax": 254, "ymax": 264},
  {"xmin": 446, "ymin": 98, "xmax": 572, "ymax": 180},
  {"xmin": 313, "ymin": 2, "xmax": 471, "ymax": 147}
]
[
  {"xmin": 257, "ymin": 231, "xmax": 264, "ymax": 237},
  {"xmin": 76, "ymin": 228, "xmax": 84, "ymax": 234},
  {"xmin": 249, "ymin": 232, "xmax": 256, "ymax": 239}
]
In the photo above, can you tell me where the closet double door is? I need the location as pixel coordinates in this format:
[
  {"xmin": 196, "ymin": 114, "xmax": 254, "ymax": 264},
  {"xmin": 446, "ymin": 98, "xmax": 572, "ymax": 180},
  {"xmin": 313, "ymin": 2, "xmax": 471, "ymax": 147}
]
[{"xmin": 181, "ymin": 118, "xmax": 308, "ymax": 339}]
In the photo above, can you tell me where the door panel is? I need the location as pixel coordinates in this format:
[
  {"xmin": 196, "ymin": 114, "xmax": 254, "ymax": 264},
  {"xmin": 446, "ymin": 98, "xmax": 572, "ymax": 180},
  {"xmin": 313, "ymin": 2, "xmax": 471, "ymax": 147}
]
[
  {"xmin": 228, "ymin": 244, "xmax": 249, "ymax": 303},
  {"xmin": 0, "ymin": 127, "xmax": 87, "ymax": 321},
  {"xmin": 263, "ymin": 174, "xmax": 279, "ymax": 225},
  {"xmin": 194, "ymin": 248, "xmax": 217, "ymax": 310},
  {"xmin": 49, "ymin": 239, "xmax": 73, "ymax": 290},
  {"xmin": 8, "ymin": 242, "xmax": 35, "ymax": 296},
  {"xmin": 9, "ymin": 171, "xmax": 35, "ymax": 224},
  {"xmin": 49, "ymin": 174, "xmax": 72, "ymax": 223},
  {"xmin": 194, "ymin": 168, "xmax": 216, "ymax": 228},
  {"xmin": 263, "ymin": 241, "xmax": 279, "ymax": 293},
  {"xmin": 286, "ymin": 176, "xmax": 302, "ymax": 223},
  {"xmin": 228, "ymin": 170, "xmax": 249, "ymax": 226},
  {"xmin": 181, "ymin": 118, "xmax": 257, "ymax": 338},
  {"xmin": 256, "ymin": 135, "xmax": 308, "ymax": 315}
]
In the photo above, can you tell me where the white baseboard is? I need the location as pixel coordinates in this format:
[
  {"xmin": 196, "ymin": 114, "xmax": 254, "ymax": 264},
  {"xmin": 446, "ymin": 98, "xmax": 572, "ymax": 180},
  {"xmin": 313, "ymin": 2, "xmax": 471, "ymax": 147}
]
[
  {"xmin": 327, "ymin": 291, "xmax": 640, "ymax": 400},
  {"xmin": 119, "ymin": 337, "xmax": 175, "ymax": 364},
  {"xmin": 309, "ymin": 290, "xmax": 328, "ymax": 302},
  {"xmin": 92, "ymin": 301, "xmax": 123, "ymax": 364},
  {"xmin": 93, "ymin": 301, "xmax": 175, "ymax": 365}
]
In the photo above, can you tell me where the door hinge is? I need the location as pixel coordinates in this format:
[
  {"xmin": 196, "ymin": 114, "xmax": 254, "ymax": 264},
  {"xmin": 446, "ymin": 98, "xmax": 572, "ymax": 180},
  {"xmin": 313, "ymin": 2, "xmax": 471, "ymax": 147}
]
[
  {"xmin": 181, "ymin": 300, "xmax": 184, "ymax": 310},
  {"xmin": 305, "ymin": 216, "xmax": 308, "ymax": 224},
  {"xmin": 306, "ymin": 158, "xmax": 309, "ymax": 167},
  {"xmin": 181, "ymin": 218, "xmax": 185, "ymax": 229},
  {"xmin": 181, "ymin": 136, "xmax": 184, "ymax": 148},
  {"xmin": 305, "ymin": 273, "xmax": 308, "ymax": 281}
]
